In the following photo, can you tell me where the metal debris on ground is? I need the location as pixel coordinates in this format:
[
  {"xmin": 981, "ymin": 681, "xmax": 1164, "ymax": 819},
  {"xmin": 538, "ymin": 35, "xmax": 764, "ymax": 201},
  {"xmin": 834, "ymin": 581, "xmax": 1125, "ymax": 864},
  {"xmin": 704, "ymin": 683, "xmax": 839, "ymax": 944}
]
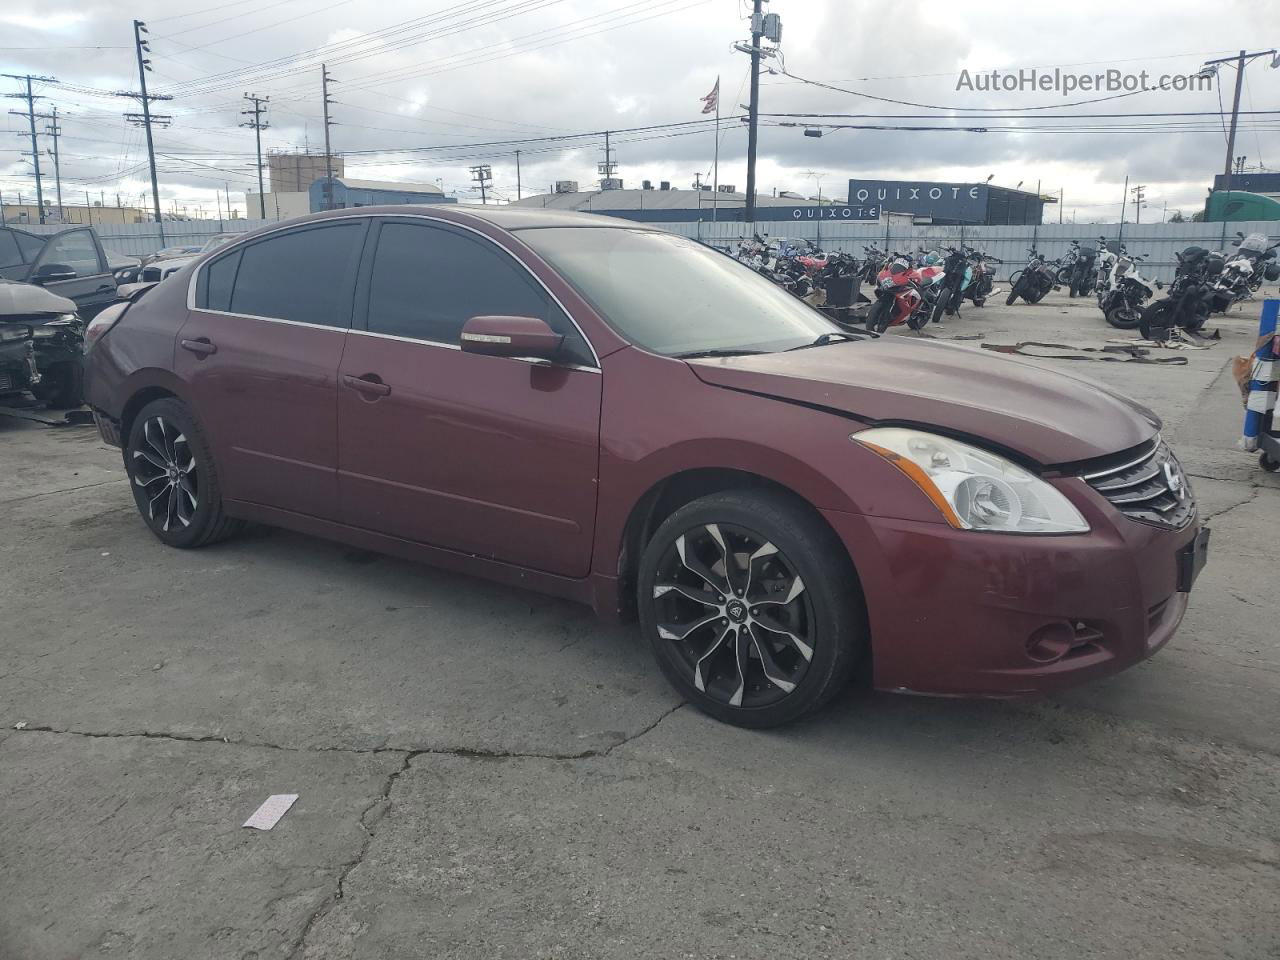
[
  {"xmin": 243, "ymin": 794, "xmax": 299, "ymax": 831},
  {"xmin": 980, "ymin": 340, "xmax": 1189, "ymax": 364}
]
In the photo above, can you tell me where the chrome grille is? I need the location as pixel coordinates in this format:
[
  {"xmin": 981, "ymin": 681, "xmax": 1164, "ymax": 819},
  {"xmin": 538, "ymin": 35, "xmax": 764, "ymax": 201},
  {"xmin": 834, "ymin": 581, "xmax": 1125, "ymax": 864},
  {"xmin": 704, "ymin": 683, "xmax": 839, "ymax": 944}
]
[{"xmin": 1083, "ymin": 440, "xmax": 1196, "ymax": 529}]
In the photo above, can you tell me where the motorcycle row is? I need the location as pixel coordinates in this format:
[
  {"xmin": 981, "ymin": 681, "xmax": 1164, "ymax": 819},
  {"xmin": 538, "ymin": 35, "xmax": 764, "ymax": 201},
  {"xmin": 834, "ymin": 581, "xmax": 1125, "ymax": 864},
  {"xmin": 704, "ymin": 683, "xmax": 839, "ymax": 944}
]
[
  {"xmin": 732, "ymin": 236, "xmax": 1002, "ymax": 333},
  {"xmin": 1053, "ymin": 232, "xmax": 1280, "ymax": 340},
  {"xmin": 731, "ymin": 230, "xmax": 1280, "ymax": 342}
]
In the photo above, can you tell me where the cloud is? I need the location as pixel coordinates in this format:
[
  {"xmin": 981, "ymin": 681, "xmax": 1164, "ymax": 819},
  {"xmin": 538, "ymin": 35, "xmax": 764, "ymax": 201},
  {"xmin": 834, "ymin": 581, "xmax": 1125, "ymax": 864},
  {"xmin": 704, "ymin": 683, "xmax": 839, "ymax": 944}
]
[{"xmin": 0, "ymin": 0, "xmax": 1269, "ymax": 223}]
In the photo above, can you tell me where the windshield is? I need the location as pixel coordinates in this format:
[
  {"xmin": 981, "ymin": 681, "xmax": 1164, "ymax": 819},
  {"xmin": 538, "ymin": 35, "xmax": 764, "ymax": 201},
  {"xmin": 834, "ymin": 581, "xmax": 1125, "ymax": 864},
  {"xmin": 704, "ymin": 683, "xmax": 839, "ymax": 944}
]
[
  {"xmin": 202, "ymin": 234, "xmax": 235, "ymax": 253},
  {"xmin": 517, "ymin": 227, "xmax": 839, "ymax": 356}
]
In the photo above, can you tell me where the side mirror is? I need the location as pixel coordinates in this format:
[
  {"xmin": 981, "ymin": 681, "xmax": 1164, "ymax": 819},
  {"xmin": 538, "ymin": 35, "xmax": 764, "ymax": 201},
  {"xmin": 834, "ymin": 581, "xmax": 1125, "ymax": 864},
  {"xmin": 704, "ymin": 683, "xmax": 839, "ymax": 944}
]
[
  {"xmin": 460, "ymin": 315, "xmax": 564, "ymax": 361},
  {"xmin": 32, "ymin": 263, "xmax": 77, "ymax": 285}
]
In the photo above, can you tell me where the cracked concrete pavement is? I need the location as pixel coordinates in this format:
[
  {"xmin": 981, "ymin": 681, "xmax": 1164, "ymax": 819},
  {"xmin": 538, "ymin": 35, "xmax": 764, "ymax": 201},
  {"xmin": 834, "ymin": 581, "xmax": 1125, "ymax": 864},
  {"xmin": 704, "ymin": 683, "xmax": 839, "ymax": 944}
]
[{"xmin": 2, "ymin": 291, "xmax": 1278, "ymax": 959}]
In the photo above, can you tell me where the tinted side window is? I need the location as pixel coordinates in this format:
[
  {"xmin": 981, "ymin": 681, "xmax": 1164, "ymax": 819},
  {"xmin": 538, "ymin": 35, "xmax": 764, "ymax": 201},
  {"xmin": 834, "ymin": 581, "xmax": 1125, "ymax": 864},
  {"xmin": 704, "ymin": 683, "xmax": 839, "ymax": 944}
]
[
  {"xmin": 14, "ymin": 231, "xmax": 44, "ymax": 260},
  {"xmin": 38, "ymin": 230, "xmax": 101, "ymax": 277},
  {"xmin": 366, "ymin": 222, "xmax": 593, "ymax": 364},
  {"xmin": 229, "ymin": 222, "xmax": 364, "ymax": 327},
  {"xmin": 0, "ymin": 231, "xmax": 20, "ymax": 270},
  {"xmin": 198, "ymin": 249, "xmax": 241, "ymax": 312}
]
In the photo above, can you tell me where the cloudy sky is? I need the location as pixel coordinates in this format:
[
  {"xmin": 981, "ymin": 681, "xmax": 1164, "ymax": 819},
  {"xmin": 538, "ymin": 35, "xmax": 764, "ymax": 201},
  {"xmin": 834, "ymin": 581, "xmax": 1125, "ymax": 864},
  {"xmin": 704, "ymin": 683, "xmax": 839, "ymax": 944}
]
[{"xmin": 1, "ymin": 0, "xmax": 1276, "ymax": 221}]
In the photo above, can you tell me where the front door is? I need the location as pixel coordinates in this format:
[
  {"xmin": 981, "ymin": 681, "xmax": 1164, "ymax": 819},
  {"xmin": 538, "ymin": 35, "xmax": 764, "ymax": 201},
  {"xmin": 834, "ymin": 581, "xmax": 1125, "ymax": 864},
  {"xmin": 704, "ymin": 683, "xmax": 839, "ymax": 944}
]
[
  {"xmin": 27, "ymin": 229, "xmax": 116, "ymax": 316},
  {"xmin": 337, "ymin": 218, "xmax": 601, "ymax": 578},
  {"xmin": 176, "ymin": 219, "xmax": 368, "ymax": 519}
]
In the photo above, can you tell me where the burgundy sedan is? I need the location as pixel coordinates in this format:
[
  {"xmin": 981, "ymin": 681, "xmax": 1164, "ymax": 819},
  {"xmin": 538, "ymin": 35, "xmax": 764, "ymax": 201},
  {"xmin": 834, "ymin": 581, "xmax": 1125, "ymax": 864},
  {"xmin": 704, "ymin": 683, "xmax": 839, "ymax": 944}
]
[{"xmin": 83, "ymin": 207, "xmax": 1207, "ymax": 727}]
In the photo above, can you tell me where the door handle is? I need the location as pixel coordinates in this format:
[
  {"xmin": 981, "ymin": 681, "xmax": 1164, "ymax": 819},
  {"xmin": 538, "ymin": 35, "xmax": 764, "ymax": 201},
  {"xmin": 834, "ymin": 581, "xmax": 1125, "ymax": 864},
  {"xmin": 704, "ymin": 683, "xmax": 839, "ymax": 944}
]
[
  {"xmin": 180, "ymin": 337, "xmax": 217, "ymax": 357},
  {"xmin": 95, "ymin": 283, "xmax": 113, "ymax": 292},
  {"xmin": 343, "ymin": 374, "xmax": 391, "ymax": 397}
]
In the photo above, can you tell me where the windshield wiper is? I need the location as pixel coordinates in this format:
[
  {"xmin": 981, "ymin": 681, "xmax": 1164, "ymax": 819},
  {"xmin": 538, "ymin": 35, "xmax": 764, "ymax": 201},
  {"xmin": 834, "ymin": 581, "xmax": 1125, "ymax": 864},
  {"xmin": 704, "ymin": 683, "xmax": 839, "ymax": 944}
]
[
  {"xmin": 785, "ymin": 332, "xmax": 858, "ymax": 351},
  {"xmin": 674, "ymin": 348, "xmax": 768, "ymax": 359}
]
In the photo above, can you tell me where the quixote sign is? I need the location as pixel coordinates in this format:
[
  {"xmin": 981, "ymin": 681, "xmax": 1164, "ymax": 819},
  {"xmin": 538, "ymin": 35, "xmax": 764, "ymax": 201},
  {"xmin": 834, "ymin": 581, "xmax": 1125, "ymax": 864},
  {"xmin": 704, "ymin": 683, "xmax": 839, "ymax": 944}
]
[
  {"xmin": 754, "ymin": 204, "xmax": 880, "ymax": 222},
  {"xmin": 846, "ymin": 180, "xmax": 989, "ymax": 222}
]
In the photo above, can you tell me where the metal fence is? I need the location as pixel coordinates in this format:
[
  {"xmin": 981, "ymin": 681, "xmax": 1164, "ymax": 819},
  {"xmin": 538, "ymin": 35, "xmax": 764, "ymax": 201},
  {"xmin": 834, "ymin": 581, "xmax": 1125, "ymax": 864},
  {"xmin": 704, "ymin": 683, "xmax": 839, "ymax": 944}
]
[
  {"xmin": 14, "ymin": 215, "xmax": 1280, "ymax": 283},
  {"xmin": 665, "ymin": 219, "xmax": 1280, "ymax": 284}
]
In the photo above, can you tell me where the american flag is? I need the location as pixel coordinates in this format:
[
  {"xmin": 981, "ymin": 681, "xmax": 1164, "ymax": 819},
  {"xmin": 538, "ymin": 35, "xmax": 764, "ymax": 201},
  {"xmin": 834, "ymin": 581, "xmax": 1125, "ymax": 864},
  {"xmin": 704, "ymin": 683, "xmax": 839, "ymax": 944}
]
[{"xmin": 700, "ymin": 78, "xmax": 719, "ymax": 115}]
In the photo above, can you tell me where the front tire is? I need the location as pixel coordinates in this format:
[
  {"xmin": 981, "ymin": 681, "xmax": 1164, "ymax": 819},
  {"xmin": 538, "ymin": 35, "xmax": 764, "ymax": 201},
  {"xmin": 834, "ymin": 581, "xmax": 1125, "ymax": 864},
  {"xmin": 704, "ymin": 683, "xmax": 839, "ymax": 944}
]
[
  {"xmin": 124, "ymin": 397, "xmax": 243, "ymax": 548},
  {"xmin": 1105, "ymin": 302, "xmax": 1142, "ymax": 329},
  {"xmin": 1005, "ymin": 282, "xmax": 1022, "ymax": 306},
  {"xmin": 866, "ymin": 297, "xmax": 891, "ymax": 333},
  {"xmin": 638, "ymin": 491, "xmax": 865, "ymax": 728},
  {"xmin": 1139, "ymin": 300, "xmax": 1176, "ymax": 341}
]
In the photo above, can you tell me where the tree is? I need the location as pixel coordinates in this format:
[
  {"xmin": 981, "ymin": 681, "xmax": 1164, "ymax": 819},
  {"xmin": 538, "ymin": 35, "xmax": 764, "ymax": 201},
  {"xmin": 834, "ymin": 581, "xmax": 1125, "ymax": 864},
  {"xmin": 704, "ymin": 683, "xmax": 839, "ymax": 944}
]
[
  {"xmin": 1190, "ymin": 210, "xmax": 1205, "ymax": 222},
  {"xmin": 1168, "ymin": 210, "xmax": 1186, "ymax": 223}
]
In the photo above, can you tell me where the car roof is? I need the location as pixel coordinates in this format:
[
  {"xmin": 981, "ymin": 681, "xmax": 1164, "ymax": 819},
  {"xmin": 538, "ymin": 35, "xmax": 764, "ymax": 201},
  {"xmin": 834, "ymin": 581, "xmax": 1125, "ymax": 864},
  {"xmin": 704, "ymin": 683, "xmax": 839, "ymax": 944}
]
[{"xmin": 283, "ymin": 204, "xmax": 647, "ymax": 233}]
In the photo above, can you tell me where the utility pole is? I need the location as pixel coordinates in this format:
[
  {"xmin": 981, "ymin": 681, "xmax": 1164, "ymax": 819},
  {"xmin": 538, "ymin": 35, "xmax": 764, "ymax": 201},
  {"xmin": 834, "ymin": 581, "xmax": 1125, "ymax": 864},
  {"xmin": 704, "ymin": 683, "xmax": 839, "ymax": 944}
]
[
  {"xmin": 242, "ymin": 93, "xmax": 269, "ymax": 219},
  {"xmin": 744, "ymin": 0, "xmax": 763, "ymax": 223},
  {"xmin": 469, "ymin": 164, "xmax": 492, "ymax": 204},
  {"xmin": 3, "ymin": 73, "xmax": 54, "ymax": 224},
  {"xmin": 1201, "ymin": 49, "xmax": 1277, "ymax": 193},
  {"xmin": 597, "ymin": 131, "xmax": 617, "ymax": 189},
  {"xmin": 1130, "ymin": 184, "xmax": 1146, "ymax": 225},
  {"xmin": 321, "ymin": 65, "xmax": 337, "ymax": 211},
  {"xmin": 118, "ymin": 20, "xmax": 171, "ymax": 244},
  {"xmin": 515, "ymin": 149, "xmax": 522, "ymax": 200},
  {"xmin": 42, "ymin": 106, "xmax": 63, "ymax": 220}
]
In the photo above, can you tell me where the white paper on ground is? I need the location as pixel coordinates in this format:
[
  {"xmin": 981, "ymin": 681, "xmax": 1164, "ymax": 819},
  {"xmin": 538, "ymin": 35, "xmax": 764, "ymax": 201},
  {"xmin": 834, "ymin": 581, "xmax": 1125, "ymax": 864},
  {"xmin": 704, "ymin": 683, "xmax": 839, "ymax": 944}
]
[{"xmin": 243, "ymin": 793, "xmax": 299, "ymax": 830}]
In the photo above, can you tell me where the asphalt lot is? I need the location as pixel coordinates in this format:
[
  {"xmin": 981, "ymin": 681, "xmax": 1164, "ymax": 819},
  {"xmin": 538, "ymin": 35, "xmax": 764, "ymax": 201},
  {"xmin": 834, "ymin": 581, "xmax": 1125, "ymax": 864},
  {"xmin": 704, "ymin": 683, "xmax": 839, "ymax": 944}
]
[{"xmin": 2, "ymin": 289, "xmax": 1279, "ymax": 960}]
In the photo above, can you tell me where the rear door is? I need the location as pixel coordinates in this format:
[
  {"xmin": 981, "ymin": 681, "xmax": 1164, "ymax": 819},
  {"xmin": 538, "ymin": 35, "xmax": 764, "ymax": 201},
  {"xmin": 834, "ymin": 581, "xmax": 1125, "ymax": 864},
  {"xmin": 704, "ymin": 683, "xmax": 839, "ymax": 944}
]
[
  {"xmin": 336, "ymin": 217, "xmax": 602, "ymax": 577},
  {"xmin": 26, "ymin": 229, "xmax": 116, "ymax": 316},
  {"xmin": 178, "ymin": 219, "xmax": 369, "ymax": 519}
]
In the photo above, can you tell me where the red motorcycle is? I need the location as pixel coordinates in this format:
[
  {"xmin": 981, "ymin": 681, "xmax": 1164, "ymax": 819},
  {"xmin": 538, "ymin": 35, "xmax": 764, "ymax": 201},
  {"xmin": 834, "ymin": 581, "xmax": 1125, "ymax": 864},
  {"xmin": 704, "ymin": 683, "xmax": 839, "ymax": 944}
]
[{"xmin": 865, "ymin": 257, "xmax": 943, "ymax": 332}]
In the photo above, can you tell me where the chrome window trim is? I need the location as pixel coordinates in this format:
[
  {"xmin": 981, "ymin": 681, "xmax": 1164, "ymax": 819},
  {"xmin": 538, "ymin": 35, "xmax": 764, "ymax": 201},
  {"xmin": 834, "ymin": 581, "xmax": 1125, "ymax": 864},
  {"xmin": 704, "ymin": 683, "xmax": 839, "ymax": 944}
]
[{"xmin": 185, "ymin": 211, "xmax": 601, "ymax": 368}]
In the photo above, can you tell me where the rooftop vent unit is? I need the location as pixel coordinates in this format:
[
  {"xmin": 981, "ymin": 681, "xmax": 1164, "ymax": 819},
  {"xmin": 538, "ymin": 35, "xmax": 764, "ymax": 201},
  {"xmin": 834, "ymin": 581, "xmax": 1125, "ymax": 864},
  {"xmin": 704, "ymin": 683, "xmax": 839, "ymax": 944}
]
[
  {"xmin": 659, "ymin": 181, "xmax": 671, "ymax": 190},
  {"xmin": 553, "ymin": 180, "xmax": 579, "ymax": 194},
  {"xmin": 642, "ymin": 180, "xmax": 654, "ymax": 190}
]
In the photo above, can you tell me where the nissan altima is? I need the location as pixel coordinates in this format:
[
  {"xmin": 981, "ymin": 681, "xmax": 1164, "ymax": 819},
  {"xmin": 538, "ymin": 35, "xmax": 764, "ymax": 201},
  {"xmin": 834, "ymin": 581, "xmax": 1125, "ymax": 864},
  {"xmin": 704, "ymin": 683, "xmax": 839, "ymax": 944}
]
[{"xmin": 82, "ymin": 207, "xmax": 1207, "ymax": 727}]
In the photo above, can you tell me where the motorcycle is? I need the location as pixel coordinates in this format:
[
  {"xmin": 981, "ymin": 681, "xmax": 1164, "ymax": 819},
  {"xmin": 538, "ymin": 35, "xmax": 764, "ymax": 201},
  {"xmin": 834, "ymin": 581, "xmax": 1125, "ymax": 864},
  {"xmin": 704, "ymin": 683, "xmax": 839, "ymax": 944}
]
[
  {"xmin": 1005, "ymin": 247, "xmax": 1059, "ymax": 305},
  {"xmin": 1052, "ymin": 241, "xmax": 1081, "ymax": 285},
  {"xmin": 1069, "ymin": 239, "xmax": 1101, "ymax": 298},
  {"xmin": 928, "ymin": 247, "xmax": 974, "ymax": 324},
  {"xmin": 866, "ymin": 256, "xmax": 942, "ymax": 333},
  {"xmin": 1224, "ymin": 231, "xmax": 1280, "ymax": 303},
  {"xmin": 1098, "ymin": 251, "xmax": 1158, "ymax": 329},
  {"xmin": 964, "ymin": 248, "xmax": 1000, "ymax": 306},
  {"xmin": 1138, "ymin": 245, "xmax": 1224, "ymax": 340}
]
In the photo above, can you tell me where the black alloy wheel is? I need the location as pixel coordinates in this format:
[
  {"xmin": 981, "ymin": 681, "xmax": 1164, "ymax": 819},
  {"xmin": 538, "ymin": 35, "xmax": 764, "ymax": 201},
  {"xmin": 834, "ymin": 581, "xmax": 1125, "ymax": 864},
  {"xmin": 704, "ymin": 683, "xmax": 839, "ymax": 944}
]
[
  {"xmin": 638, "ymin": 491, "xmax": 864, "ymax": 728},
  {"xmin": 124, "ymin": 397, "xmax": 243, "ymax": 548}
]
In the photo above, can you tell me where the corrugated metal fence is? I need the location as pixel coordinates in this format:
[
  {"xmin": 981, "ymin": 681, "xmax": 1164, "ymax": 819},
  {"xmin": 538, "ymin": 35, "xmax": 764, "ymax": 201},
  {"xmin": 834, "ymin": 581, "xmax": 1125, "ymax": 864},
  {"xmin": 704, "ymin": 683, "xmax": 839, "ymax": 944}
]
[{"xmin": 15, "ymin": 216, "xmax": 1279, "ymax": 284}]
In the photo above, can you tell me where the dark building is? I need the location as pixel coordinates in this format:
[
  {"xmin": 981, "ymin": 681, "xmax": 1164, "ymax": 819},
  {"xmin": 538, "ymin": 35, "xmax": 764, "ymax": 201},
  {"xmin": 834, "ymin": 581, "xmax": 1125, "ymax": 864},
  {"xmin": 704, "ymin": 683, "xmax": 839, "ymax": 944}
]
[
  {"xmin": 846, "ymin": 179, "xmax": 1045, "ymax": 225},
  {"xmin": 1211, "ymin": 172, "xmax": 1280, "ymax": 200}
]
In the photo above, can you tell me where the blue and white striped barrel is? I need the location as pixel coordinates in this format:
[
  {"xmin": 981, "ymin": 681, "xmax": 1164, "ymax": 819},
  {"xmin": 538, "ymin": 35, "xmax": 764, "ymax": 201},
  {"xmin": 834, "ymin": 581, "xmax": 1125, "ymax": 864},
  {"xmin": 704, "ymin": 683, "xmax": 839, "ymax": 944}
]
[{"xmin": 1241, "ymin": 298, "xmax": 1279, "ymax": 452}]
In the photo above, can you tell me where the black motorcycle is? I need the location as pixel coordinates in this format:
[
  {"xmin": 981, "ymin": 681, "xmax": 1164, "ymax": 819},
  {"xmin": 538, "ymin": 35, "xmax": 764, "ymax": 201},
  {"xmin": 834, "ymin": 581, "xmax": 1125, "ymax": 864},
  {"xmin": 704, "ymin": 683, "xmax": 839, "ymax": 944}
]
[
  {"xmin": 1068, "ymin": 239, "xmax": 1100, "ymax": 297},
  {"xmin": 1006, "ymin": 247, "xmax": 1058, "ymax": 305},
  {"xmin": 929, "ymin": 247, "xmax": 972, "ymax": 324},
  {"xmin": 1138, "ymin": 245, "xmax": 1223, "ymax": 340}
]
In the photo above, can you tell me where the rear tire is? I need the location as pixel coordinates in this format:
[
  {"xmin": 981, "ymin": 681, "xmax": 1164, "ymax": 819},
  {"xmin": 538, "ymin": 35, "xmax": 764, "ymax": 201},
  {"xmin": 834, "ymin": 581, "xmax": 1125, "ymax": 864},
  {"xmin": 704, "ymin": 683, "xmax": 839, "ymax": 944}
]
[
  {"xmin": 123, "ymin": 397, "xmax": 244, "ymax": 548},
  {"xmin": 638, "ymin": 490, "xmax": 865, "ymax": 728}
]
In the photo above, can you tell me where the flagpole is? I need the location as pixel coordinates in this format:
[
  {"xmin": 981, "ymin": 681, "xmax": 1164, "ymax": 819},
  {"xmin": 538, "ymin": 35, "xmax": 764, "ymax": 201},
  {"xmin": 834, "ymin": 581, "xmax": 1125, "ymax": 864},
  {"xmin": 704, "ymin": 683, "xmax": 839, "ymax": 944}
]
[{"xmin": 712, "ymin": 74, "xmax": 720, "ymax": 224}]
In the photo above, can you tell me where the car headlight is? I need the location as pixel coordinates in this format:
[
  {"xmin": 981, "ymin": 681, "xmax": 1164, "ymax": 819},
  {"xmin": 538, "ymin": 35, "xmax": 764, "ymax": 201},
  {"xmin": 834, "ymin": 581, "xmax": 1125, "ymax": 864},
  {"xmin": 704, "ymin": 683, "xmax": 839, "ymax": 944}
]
[{"xmin": 852, "ymin": 427, "xmax": 1090, "ymax": 534}]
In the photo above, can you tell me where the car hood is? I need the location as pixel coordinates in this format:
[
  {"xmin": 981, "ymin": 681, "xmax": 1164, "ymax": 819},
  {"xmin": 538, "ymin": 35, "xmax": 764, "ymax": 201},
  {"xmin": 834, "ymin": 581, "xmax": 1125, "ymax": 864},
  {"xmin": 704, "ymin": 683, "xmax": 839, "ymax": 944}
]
[
  {"xmin": 0, "ymin": 280, "xmax": 76, "ymax": 319},
  {"xmin": 686, "ymin": 337, "xmax": 1160, "ymax": 465}
]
